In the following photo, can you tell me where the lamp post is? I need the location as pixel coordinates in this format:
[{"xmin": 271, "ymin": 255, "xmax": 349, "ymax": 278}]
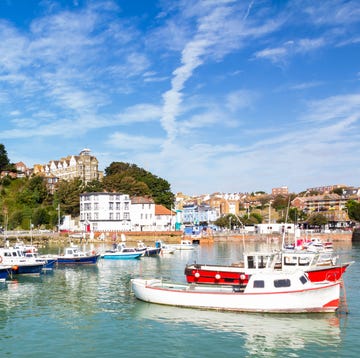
[{"xmin": 57, "ymin": 204, "xmax": 61, "ymax": 232}]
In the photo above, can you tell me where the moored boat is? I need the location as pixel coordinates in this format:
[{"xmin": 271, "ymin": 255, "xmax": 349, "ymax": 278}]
[
  {"xmin": 185, "ymin": 250, "xmax": 352, "ymax": 285},
  {"xmin": 131, "ymin": 270, "xmax": 342, "ymax": 313},
  {"xmin": 135, "ymin": 241, "xmax": 162, "ymax": 256},
  {"xmin": 0, "ymin": 265, "xmax": 12, "ymax": 281},
  {"xmin": 57, "ymin": 245, "xmax": 100, "ymax": 265},
  {"xmin": 157, "ymin": 241, "xmax": 176, "ymax": 254},
  {"xmin": 24, "ymin": 252, "xmax": 57, "ymax": 270},
  {"xmin": 170, "ymin": 239, "xmax": 197, "ymax": 251},
  {"xmin": 101, "ymin": 243, "xmax": 143, "ymax": 260},
  {"xmin": 0, "ymin": 246, "xmax": 45, "ymax": 276}
]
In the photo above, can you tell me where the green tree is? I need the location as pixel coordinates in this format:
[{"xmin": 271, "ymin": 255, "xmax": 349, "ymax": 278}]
[
  {"xmin": 346, "ymin": 200, "xmax": 360, "ymax": 222},
  {"xmin": 104, "ymin": 162, "xmax": 175, "ymax": 208},
  {"xmin": 0, "ymin": 143, "xmax": 10, "ymax": 171},
  {"xmin": 55, "ymin": 178, "xmax": 84, "ymax": 216},
  {"xmin": 32, "ymin": 207, "xmax": 50, "ymax": 227},
  {"xmin": 83, "ymin": 179, "xmax": 104, "ymax": 193},
  {"xmin": 17, "ymin": 176, "xmax": 49, "ymax": 206},
  {"xmin": 307, "ymin": 213, "xmax": 328, "ymax": 227}
]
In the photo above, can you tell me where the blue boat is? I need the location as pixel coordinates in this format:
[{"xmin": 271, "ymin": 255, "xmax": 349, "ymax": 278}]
[
  {"xmin": 0, "ymin": 265, "xmax": 12, "ymax": 281},
  {"xmin": 24, "ymin": 252, "xmax": 57, "ymax": 270},
  {"xmin": 101, "ymin": 243, "xmax": 143, "ymax": 260},
  {"xmin": 135, "ymin": 241, "xmax": 162, "ymax": 257},
  {"xmin": 57, "ymin": 245, "xmax": 100, "ymax": 265},
  {"xmin": 0, "ymin": 247, "xmax": 45, "ymax": 276}
]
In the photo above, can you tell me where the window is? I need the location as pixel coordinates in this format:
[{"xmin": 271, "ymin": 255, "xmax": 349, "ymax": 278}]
[
  {"xmin": 299, "ymin": 275, "xmax": 308, "ymax": 284},
  {"xmin": 109, "ymin": 213, "xmax": 113, "ymax": 220},
  {"xmin": 123, "ymin": 212, "xmax": 130, "ymax": 220},
  {"xmin": 274, "ymin": 279, "xmax": 291, "ymax": 288},
  {"xmin": 94, "ymin": 203, "xmax": 98, "ymax": 210},
  {"xmin": 116, "ymin": 202, "xmax": 121, "ymax": 210},
  {"xmin": 124, "ymin": 203, "xmax": 129, "ymax": 210},
  {"xmin": 253, "ymin": 280, "xmax": 264, "ymax": 288},
  {"xmin": 109, "ymin": 202, "xmax": 114, "ymax": 210}
]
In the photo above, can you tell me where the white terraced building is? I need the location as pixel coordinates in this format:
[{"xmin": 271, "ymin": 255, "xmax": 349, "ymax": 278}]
[{"xmin": 79, "ymin": 192, "xmax": 175, "ymax": 232}]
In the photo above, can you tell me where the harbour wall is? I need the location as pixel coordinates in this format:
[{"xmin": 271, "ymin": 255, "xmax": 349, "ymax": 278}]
[{"xmin": 1, "ymin": 230, "xmax": 353, "ymax": 246}]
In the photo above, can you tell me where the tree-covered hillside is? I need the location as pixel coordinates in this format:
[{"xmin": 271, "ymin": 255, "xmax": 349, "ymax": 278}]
[{"xmin": 0, "ymin": 143, "xmax": 175, "ymax": 230}]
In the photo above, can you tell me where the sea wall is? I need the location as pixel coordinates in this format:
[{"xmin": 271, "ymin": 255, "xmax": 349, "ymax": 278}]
[{"xmin": 1, "ymin": 230, "xmax": 353, "ymax": 246}]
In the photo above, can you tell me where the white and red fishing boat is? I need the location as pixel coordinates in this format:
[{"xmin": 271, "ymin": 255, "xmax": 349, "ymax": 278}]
[
  {"xmin": 185, "ymin": 250, "xmax": 352, "ymax": 286},
  {"xmin": 131, "ymin": 269, "xmax": 342, "ymax": 313}
]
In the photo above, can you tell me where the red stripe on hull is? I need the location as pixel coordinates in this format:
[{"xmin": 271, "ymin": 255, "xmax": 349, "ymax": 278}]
[{"xmin": 323, "ymin": 298, "xmax": 340, "ymax": 308}]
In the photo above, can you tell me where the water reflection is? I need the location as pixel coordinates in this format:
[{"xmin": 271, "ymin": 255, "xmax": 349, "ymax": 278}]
[{"xmin": 132, "ymin": 301, "xmax": 341, "ymax": 355}]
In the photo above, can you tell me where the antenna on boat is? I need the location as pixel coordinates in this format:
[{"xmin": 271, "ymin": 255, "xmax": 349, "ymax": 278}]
[{"xmin": 282, "ymin": 197, "xmax": 291, "ymax": 249}]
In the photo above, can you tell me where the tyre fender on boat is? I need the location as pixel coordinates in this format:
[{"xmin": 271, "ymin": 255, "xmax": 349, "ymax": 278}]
[{"xmin": 0, "ymin": 256, "xmax": 2, "ymax": 263}]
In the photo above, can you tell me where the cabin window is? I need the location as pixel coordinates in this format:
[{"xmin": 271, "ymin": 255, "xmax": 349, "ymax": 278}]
[
  {"xmin": 253, "ymin": 280, "xmax": 264, "ymax": 288},
  {"xmin": 284, "ymin": 257, "xmax": 297, "ymax": 266},
  {"xmin": 247, "ymin": 256, "xmax": 255, "ymax": 269},
  {"xmin": 299, "ymin": 275, "xmax": 308, "ymax": 284},
  {"xmin": 274, "ymin": 279, "xmax": 291, "ymax": 288},
  {"xmin": 258, "ymin": 256, "xmax": 266, "ymax": 269}
]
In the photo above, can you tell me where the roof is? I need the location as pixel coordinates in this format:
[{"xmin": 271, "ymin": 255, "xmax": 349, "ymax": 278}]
[
  {"xmin": 131, "ymin": 196, "xmax": 155, "ymax": 204},
  {"xmin": 155, "ymin": 204, "xmax": 174, "ymax": 215}
]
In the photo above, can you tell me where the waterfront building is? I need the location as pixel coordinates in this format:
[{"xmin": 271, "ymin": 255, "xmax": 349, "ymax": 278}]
[
  {"xmin": 80, "ymin": 192, "xmax": 132, "ymax": 232},
  {"xmin": 182, "ymin": 203, "xmax": 219, "ymax": 225},
  {"xmin": 130, "ymin": 196, "xmax": 156, "ymax": 231},
  {"xmin": 155, "ymin": 204, "xmax": 176, "ymax": 231},
  {"xmin": 79, "ymin": 192, "xmax": 176, "ymax": 232}
]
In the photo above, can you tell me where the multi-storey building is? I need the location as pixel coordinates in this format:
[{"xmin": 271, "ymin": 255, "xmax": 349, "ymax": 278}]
[
  {"xmin": 305, "ymin": 184, "xmax": 347, "ymax": 194},
  {"xmin": 182, "ymin": 203, "xmax": 219, "ymax": 225},
  {"xmin": 79, "ymin": 193, "xmax": 176, "ymax": 232},
  {"xmin": 80, "ymin": 192, "xmax": 132, "ymax": 232},
  {"xmin": 34, "ymin": 148, "xmax": 103, "ymax": 185},
  {"xmin": 272, "ymin": 186, "xmax": 289, "ymax": 196}
]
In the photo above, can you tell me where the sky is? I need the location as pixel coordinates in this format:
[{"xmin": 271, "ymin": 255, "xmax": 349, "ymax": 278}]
[{"xmin": 0, "ymin": 0, "xmax": 359, "ymax": 195}]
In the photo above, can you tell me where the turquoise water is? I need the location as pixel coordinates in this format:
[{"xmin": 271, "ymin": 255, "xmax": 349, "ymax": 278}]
[{"xmin": 0, "ymin": 241, "xmax": 359, "ymax": 357}]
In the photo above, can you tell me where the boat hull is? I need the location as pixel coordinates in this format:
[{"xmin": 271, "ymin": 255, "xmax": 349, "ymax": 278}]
[
  {"xmin": 11, "ymin": 263, "xmax": 44, "ymax": 275},
  {"xmin": 57, "ymin": 254, "xmax": 100, "ymax": 265},
  {"xmin": 102, "ymin": 253, "xmax": 142, "ymax": 260},
  {"xmin": 142, "ymin": 248, "xmax": 162, "ymax": 256},
  {"xmin": 0, "ymin": 266, "xmax": 11, "ymax": 281},
  {"xmin": 131, "ymin": 278, "xmax": 340, "ymax": 313}
]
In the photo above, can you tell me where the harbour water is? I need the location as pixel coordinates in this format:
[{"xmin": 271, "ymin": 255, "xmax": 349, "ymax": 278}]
[{"xmin": 0, "ymin": 240, "xmax": 359, "ymax": 357}]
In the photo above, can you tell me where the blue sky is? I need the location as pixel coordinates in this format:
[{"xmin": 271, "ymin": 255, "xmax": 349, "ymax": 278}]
[{"xmin": 1, "ymin": 0, "xmax": 359, "ymax": 195}]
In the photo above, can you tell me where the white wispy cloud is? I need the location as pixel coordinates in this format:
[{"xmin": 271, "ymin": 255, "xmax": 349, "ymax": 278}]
[{"xmin": 107, "ymin": 132, "xmax": 163, "ymax": 151}]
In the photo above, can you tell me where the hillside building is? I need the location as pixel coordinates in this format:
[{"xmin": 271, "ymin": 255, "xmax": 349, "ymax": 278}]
[{"xmin": 34, "ymin": 148, "xmax": 103, "ymax": 185}]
